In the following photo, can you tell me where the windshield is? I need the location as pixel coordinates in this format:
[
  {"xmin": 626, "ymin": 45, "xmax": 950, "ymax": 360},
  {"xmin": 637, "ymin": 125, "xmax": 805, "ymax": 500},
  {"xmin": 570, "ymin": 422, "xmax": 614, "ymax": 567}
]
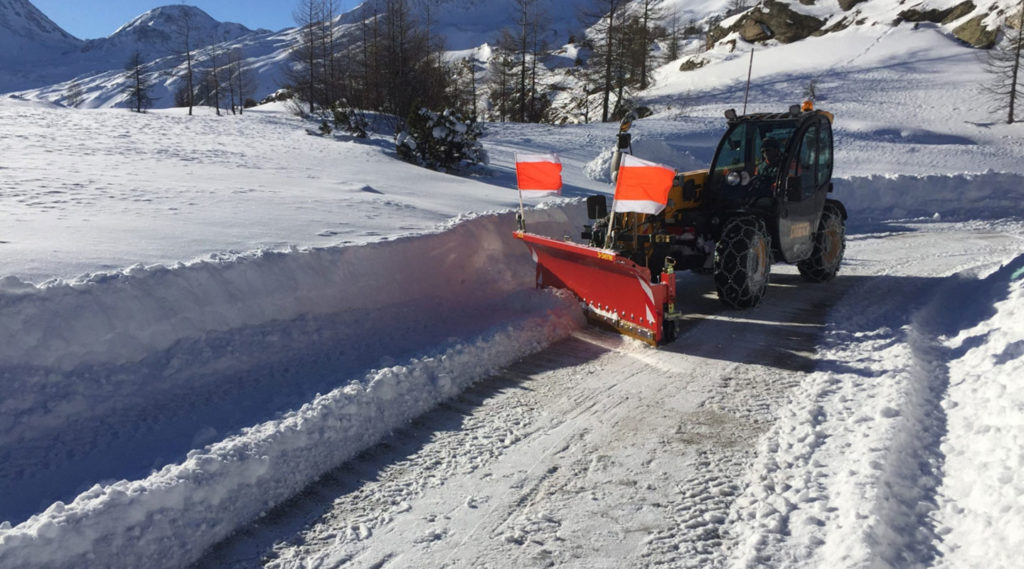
[{"xmin": 709, "ymin": 120, "xmax": 798, "ymax": 187}]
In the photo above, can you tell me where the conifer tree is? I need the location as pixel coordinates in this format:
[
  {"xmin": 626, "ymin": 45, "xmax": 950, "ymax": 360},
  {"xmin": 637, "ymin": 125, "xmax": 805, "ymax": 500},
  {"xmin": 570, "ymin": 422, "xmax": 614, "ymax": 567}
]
[
  {"xmin": 583, "ymin": 0, "xmax": 627, "ymax": 122},
  {"xmin": 207, "ymin": 48, "xmax": 224, "ymax": 115},
  {"xmin": 177, "ymin": 9, "xmax": 198, "ymax": 116},
  {"xmin": 632, "ymin": 0, "xmax": 666, "ymax": 91},
  {"xmin": 509, "ymin": 0, "xmax": 547, "ymax": 122},
  {"xmin": 228, "ymin": 48, "xmax": 256, "ymax": 114},
  {"xmin": 487, "ymin": 32, "xmax": 518, "ymax": 122},
  {"xmin": 664, "ymin": 11, "xmax": 683, "ymax": 62},
  {"xmin": 359, "ymin": 0, "xmax": 447, "ymax": 125},
  {"xmin": 290, "ymin": 0, "xmax": 325, "ymax": 114},
  {"xmin": 985, "ymin": 5, "xmax": 1024, "ymax": 124},
  {"xmin": 64, "ymin": 79, "xmax": 85, "ymax": 108},
  {"xmin": 124, "ymin": 51, "xmax": 154, "ymax": 113}
]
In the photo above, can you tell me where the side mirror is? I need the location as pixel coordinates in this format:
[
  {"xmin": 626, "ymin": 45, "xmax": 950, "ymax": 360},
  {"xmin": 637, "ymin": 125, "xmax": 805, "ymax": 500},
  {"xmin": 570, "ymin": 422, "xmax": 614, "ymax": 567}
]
[
  {"xmin": 681, "ymin": 178, "xmax": 699, "ymax": 202},
  {"xmin": 786, "ymin": 177, "xmax": 803, "ymax": 201},
  {"xmin": 587, "ymin": 195, "xmax": 608, "ymax": 220}
]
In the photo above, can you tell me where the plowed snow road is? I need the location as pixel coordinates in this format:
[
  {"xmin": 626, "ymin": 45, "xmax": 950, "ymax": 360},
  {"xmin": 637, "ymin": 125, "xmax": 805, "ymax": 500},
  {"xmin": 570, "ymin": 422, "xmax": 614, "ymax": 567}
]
[{"xmin": 195, "ymin": 220, "xmax": 1024, "ymax": 569}]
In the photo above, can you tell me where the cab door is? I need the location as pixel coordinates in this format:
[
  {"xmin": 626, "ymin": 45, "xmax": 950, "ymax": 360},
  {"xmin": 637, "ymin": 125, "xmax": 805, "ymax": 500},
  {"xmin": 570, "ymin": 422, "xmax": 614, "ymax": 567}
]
[{"xmin": 777, "ymin": 115, "xmax": 832, "ymax": 263}]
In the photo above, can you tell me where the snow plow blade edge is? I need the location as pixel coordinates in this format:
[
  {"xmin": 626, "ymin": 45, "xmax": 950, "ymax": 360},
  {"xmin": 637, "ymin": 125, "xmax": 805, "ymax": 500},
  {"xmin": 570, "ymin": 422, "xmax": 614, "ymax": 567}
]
[{"xmin": 514, "ymin": 231, "xmax": 676, "ymax": 345}]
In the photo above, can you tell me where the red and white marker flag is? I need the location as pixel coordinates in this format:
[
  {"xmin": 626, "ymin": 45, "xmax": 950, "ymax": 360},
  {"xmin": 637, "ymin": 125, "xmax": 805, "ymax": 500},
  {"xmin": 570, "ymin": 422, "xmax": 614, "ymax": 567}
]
[
  {"xmin": 613, "ymin": 154, "xmax": 676, "ymax": 215},
  {"xmin": 515, "ymin": 152, "xmax": 562, "ymax": 197}
]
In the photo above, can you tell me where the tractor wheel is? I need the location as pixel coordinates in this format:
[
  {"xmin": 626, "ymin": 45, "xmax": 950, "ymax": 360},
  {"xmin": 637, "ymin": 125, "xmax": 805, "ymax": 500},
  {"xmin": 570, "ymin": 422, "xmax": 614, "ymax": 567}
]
[
  {"xmin": 714, "ymin": 217, "xmax": 771, "ymax": 308},
  {"xmin": 798, "ymin": 202, "xmax": 846, "ymax": 282},
  {"xmin": 662, "ymin": 317, "xmax": 678, "ymax": 344}
]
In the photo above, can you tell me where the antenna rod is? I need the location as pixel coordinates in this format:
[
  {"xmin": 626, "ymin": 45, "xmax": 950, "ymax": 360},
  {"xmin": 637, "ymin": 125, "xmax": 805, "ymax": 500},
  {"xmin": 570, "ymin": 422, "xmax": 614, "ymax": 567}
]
[
  {"xmin": 514, "ymin": 153, "xmax": 526, "ymax": 231},
  {"xmin": 743, "ymin": 47, "xmax": 754, "ymax": 114}
]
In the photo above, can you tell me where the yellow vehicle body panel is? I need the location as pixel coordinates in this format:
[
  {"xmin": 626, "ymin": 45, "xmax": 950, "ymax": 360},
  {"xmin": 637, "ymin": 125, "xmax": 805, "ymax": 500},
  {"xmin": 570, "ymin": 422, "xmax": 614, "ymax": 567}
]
[{"xmin": 663, "ymin": 168, "xmax": 707, "ymax": 217}]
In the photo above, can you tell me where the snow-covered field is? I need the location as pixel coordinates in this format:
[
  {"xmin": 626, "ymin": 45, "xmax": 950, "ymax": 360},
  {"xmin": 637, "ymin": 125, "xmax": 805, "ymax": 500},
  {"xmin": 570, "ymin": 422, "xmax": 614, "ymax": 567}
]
[{"xmin": 2, "ymin": 20, "xmax": 1024, "ymax": 569}]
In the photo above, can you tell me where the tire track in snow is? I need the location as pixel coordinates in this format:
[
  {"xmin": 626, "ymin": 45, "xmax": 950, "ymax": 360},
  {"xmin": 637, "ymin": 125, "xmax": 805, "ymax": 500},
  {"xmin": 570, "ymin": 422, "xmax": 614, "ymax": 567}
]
[
  {"xmin": 724, "ymin": 224, "xmax": 1024, "ymax": 569},
  {"xmin": 198, "ymin": 264, "xmax": 852, "ymax": 569},
  {"xmin": 637, "ymin": 271, "xmax": 850, "ymax": 569},
  {"xmin": 198, "ymin": 335, "xmax": 611, "ymax": 569}
]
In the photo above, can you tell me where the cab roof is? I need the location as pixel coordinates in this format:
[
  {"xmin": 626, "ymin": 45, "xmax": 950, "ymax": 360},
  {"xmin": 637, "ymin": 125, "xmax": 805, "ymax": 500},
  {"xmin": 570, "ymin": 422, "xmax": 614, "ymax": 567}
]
[{"xmin": 725, "ymin": 106, "xmax": 833, "ymax": 124}]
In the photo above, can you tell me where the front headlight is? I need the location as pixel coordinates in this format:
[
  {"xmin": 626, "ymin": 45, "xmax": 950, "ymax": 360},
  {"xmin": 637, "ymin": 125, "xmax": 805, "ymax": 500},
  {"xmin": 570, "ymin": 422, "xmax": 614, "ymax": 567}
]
[{"xmin": 726, "ymin": 171, "xmax": 741, "ymax": 186}]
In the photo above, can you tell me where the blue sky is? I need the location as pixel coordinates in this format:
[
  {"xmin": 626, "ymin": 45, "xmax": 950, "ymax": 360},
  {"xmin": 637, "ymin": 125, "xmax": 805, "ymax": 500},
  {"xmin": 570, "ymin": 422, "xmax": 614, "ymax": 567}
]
[{"xmin": 32, "ymin": 1, "xmax": 356, "ymax": 39}]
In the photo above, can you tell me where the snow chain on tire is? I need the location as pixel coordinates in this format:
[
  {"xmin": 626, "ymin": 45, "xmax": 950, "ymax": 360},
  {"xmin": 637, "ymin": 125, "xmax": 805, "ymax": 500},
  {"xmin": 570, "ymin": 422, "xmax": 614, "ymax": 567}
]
[
  {"xmin": 798, "ymin": 202, "xmax": 846, "ymax": 282},
  {"xmin": 714, "ymin": 217, "xmax": 771, "ymax": 308}
]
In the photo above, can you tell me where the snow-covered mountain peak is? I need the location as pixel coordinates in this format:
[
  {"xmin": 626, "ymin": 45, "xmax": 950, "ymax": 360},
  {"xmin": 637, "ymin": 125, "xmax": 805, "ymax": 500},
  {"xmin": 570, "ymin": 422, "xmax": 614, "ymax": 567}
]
[
  {"xmin": 111, "ymin": 4, "xmax": 256, "ymax": 39},
  {"xmin": 71, "ymin": 3, "xmax": 268, "ymax": 83},
  {"xmin": 115, "ymin": 4, "xmax": 215, "ymax": 33},
  {"xmin": 96, "ymin": 4, "xmax": 258, "ymax": 51},
  {"xmin": 0, "ymin": 0, "xmax": 271, "ymax": 95},
  {"xmin": 0, "ymin": 0, "xmax": 81, "ymax": 55}
]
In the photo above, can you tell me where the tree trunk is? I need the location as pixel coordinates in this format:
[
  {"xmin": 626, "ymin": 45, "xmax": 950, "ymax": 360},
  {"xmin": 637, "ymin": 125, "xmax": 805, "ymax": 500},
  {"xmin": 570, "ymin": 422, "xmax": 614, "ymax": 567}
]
[
  {"xmin": 180, "ymin": 11, "xmax": 196, "ymax": 116},
  {"xmin": 1011, "ymin": 6, "xmax": 1024, "ymax": 123},
  {"xmin": 601, "ymin": 1, "xmax": 618, "ymax": 123}
]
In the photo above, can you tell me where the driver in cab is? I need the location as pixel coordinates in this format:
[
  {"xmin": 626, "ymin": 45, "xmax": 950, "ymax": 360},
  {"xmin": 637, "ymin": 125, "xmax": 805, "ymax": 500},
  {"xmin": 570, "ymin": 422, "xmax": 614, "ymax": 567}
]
[{"xmin": 758, "ymin": 137, "xmax": 783, "ymax": 179}]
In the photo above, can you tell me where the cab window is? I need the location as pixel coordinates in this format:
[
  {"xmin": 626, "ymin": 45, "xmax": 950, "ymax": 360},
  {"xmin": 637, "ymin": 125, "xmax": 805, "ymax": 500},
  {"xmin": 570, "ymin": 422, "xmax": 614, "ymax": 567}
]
[
  {"xmin": 788, "ymin": 124, "xmax": 818, "ymax": 201},
  {"xmin": 816, "ymin": 120, "xmax": 832, "ymax": 187},
  {"xmin": 711, "ymin": 123, "xmax": 748, "ymax": 181},
  {"xmin": 754, "ymin": 123, "xmax": 795, "ymax": 179}
]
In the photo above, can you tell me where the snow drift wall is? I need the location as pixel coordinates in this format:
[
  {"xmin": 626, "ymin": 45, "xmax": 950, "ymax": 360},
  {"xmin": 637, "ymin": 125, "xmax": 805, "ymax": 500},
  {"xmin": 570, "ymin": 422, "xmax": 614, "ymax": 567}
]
[
  {"xmin": 0, "ymin": 205, "xmax": 575, "ymax": 370},
  {"xmin": 0, "ymin": 203, "xmax": 586, "ymax": 467},
  {"xmin": 835, "ymin": 172, "xmax": 1024, "ymax": 222},
  {"xmin": 0, "ymin": 205, "xmax": 586, "ymax": 569}
]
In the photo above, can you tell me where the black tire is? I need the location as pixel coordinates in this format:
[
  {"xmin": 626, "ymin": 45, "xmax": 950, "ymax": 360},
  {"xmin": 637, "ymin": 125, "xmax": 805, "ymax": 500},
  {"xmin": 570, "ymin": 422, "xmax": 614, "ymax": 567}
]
[
  {"xmin": 662, "ymin": 317, "xmax": 678, "ymax": 344},
  {"xmin": 798, "ymin": 202, "xmax": 846, "ymax": 282},
  {"xmin": 714, "ymin": 217, "xmax": 771, "ymax": 308}
]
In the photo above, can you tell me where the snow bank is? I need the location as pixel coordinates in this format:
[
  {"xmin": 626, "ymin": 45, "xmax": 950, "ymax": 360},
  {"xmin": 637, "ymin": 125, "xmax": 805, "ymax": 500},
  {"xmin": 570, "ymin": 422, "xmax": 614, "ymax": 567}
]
[
  {"xmin": 0, "ymin": 303, "xmax": 582, "ymax": 569},
  {"xmin": 934, "ymin": 261, "xmax": 1024, "ymax": 568},
  {"xmin": 0, "ymin": 205, "xmax": 582, "ymax": 458},
  {"xmin": 835, "ymin": 172, "xmax": 1024, "ymax": 222},
  {"xmin": 583, "ymin": 136, "xmax": 705, "ymax": 183},
  {"xmin": 582, "ymin": 156, "xmax": 1024, "ymax": 225},
  {"xmin": 0, "ymin": 206, "xmax": 574, "ymax": 370},
  {"xmin": 0, "ymin": 206, "xmax": 586, "ymax": 569},
  {"xmin": 724, "ymin": 250, "xmax": 1024, "ymax": 569}
]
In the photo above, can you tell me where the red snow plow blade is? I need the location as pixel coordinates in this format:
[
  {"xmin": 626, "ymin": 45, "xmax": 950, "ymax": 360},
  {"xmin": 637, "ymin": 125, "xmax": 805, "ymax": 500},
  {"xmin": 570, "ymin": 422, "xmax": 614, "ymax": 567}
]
[{"xmin": 514, "ymin": 231, "xmax": 678, "ymax": 345}]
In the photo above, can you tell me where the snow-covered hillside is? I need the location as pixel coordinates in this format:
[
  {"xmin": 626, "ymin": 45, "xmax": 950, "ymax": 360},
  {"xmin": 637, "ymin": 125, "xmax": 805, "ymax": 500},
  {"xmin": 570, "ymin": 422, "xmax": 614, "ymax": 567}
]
[
  {"xmin": 79, "ymin": 5, "xmax": 264, "ymax": 71},
  {"xmin": 0, "ymin": 0, "xmax": 82, "ymax": 92},
  {"xmin": 0, "ymin": 2, "xmax": 267, "ymax": 97},
  {"xmin": 339, "ymin": 0, "xmax": 585, "ymax": 51},
  {"xmin": 4, "ymin": 0, "xmax": 590, "ymax": 107},
  {"xmin": 6, "ymin": 0, "xmax": 1022, "ymax": 113},
  {"xmin": 0, "ymin": 0, "xmax": 78, "ymax": 56},
  {"xmin": 2, "ymin": 0, "xmax": 1024, "ymax": 568}
]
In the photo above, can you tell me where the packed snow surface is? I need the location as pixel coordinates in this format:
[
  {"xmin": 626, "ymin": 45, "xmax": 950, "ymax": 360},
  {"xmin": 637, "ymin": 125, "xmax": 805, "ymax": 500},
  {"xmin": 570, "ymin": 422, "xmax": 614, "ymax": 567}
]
[{"xmin": 2, "ymin": 14, "xmax": 1024, "ymax": 569}]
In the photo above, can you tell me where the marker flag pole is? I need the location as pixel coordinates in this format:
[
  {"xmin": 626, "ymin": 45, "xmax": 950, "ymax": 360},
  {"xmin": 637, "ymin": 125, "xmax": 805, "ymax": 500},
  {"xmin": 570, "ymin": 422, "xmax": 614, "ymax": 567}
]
[
  {"xmin": 516, "ymin": 160, "xmax": 527, "ymax": 230},
  {"xmin": 612, "ymin": 154, "xmax": 676, "ymax": 215},
  {"xmin": 603, "ymin": 197, "xmax": 618, "ymax": 249},
  {"xmin": 514, "ymin": 152, "xmax": 563, "ymax": 230},
  {"xmin": 605, "ymin": 154, "xmax": 676, "ymax": 248}
]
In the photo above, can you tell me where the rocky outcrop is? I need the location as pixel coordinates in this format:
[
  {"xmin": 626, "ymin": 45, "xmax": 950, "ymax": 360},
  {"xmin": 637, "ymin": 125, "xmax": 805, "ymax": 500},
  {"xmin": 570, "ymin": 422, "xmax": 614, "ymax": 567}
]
[
  {"xmin": 897, "ymin": 1, "xmax": 976, "ymax": 25},
  {"xmin": 952, "ymin": 15, "xmax": 999, "ymax": 48},
  {"xmin": 697, "ymin": 0, "xmax": 1014, "ymax": 54},
  {"xmin": 838, "ymin": 0, "xmax": 868, "ymax": 11},
  {"xmin": 678, "ymin": 57, "xmax": 709, "ymax": 72},
  {"xmin": 739, "ymin": 19, "xmax": 774, "ymax": 42},
  {"xmin": 706, "ymin": 0, "xmax": 826, "ymax": 47}
]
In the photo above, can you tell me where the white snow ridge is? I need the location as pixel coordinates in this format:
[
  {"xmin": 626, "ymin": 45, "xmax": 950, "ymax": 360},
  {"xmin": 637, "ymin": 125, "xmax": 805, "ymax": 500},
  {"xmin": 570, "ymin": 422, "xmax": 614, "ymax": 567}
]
[
  {"xmin": 0, "ymin": 209, "xmax": 583, "ymax": 569},
  {"xmin": 3, "ymin": 0, "xmax": 1024, "ymax": 567}
]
